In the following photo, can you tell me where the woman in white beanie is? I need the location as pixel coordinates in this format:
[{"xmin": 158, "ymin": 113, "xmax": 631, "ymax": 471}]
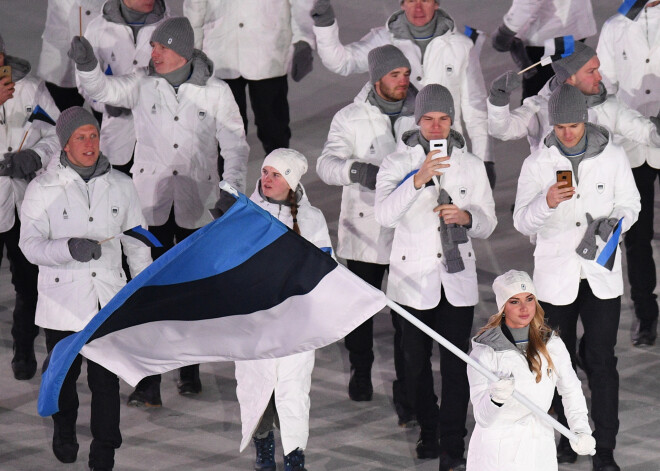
[
  {"xmin": 234, "ymin": 148, "xmax": 332, "ymax": 471},
  {"xmin": 466, "ymin": 270, "xmax": 595, "ymax": 471}
]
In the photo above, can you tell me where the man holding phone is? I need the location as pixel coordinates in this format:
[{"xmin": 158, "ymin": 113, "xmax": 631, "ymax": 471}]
[
  {"xmin": 375, "ymin": 84, "xmax": 496, "ymax": 470},
  {"xmin": 513, "ymin": 84, "xmax": 640, "ymax": 471}
]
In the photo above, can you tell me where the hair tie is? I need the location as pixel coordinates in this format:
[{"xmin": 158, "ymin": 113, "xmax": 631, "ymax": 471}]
[{"xmin": 292, "ymin": 218, "xmax": 298, "ymax": 223}]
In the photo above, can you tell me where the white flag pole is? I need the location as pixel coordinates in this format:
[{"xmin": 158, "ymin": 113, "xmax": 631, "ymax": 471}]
[{"xmin": 385, "ymin": 298, "xmax": 583, "ymax": 444}]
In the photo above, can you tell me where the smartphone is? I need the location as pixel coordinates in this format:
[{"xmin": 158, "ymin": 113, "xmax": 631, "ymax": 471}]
[
  {"xmin": 556, "ymin": 170, "xmax": 572, "ymax": 188},
  {"xmin": 430, "ymin": 139, "xmax": 448, "ymax": 159},
  {"xmin": 0, "ymin": 65, "xmax": 11, "ymax": 81}
]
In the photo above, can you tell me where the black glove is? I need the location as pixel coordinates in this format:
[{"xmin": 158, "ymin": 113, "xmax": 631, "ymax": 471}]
[
  {"xmin": 311, "ymin": 0, "xmax": 335, "ymax": 27},
  {"xmin": 488, "ymin": 70, "xmax": 521, "ymax": 106},
  {"xmin": 291, "ymin": 41, "xmax": 313, "ymax": 82},
  {"xmin": 67, "ymin": 36, "xmax": 98, "ymax": 72},
  {"xmin": 491, "ymin": 24, "xmax": 517, "ymax": 52},
  {"xmin": 484, "ymin": 161, "xmax": 496, "ymax": 189},
  {"xmin": 68, "ymin": 238, "xmax": 102, "ymax": 262},
  {"xmin": 0, "ymin": 150, "xmax": 42, "ymax": 179},
  {"xmin": 209, "ymin": 189, "xmax": 237, "ymax": 219},
  {"xmin": 510, "ymin": 38, "xmax": 537, "ymax": 80},
  {"xmin": 349, "ymin": 161, "xmax": 379, "ymax": 190},
  {"xmin": 105, "ymin": 104, "xmax": 131, "ymax": 117}
]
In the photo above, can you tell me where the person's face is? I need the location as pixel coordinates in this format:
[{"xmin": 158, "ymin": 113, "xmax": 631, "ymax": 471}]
[
  {"xmin": 503, "ymin": 292, "xmax": 536, "ymax": 329},
  {"xmin": 261, "ymin": 166, "xmax": 292, "ymax": 201},
  {"xmin": 565, "ymin": 56, "xmax": 602, "ymax": 95},
  {"xmin": 375, "ymin": 67, "xmax": 411, "ymax": 102},
  {"xmin": 554, "ymin": 122, "xmax": 586, "ymax": 148},
  {"xmin": 64, "ymin": 124, "xmax": 100, "ymax": 167},
  {"xmin": 122, "ymin": 0, "xmax": 155, "ymax": 13},
  {"xmin": 151, "ymin": 42, "xmax": 187, "ymax": 74},
  {"xmin": 400, "ymin": 0, "xmax": 438, "ymax": 27},
  {"xmin": 419, "ymin": 111, "xmax": 451, "ymax": 141}
]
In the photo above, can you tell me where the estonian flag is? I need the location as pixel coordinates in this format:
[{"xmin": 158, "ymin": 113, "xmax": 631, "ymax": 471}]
[
  {"xmin": 540, "ymin": 35, "xmax": 575, "ymax": 66},
  {"xmin": 38, "ymin": 192, "xmax": 387, "ymax": 417},
  {"xmin": 463, "ymin": 25, "xmax": 482, "ymax": 44},
  {"xmin": 596, "ymin": 218, "xmax": 624, "ymax": 271},
  {"xmin": 618, "ymin": 0, "xmax": 649, "ymax": 20},
  {"xmin": 120, "ymin": 225, "xmax": 162, "ymax": 248},
  {"xmin": 27, "ymin": 105, "xmax": 56, "ymax": 126}
]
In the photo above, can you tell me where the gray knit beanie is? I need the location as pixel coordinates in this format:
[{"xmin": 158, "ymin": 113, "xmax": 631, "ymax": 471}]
[
  {"xmin": 414, "ymin": 84, "xmax": 454, "ymax": 124},
  {"xmin": 551, "ymin": 41, "xmax": 597, "ymax": 84},
  {"xmin": 368, "ymin": 45, "xmax": 411, "ymax": 85},
  {"xmin": 150, "ymin": 17, "xmax": 194, "ymax": 61},
  {"xmin": 548, "ymin": 84, "xmax": 588, "ymax": 125},
  {"xmin": 56, "ymin": 106, "xmax": 100, "ymax": 147}
]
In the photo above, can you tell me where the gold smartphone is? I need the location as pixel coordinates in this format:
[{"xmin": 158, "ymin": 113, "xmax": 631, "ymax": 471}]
[
  {"xmin": 0, "ymin": 65, "xmax": 11, "ymax": 81},
  {"xmin": 556, "ymin": 170, "xmax": 572, "ymax": 188}
]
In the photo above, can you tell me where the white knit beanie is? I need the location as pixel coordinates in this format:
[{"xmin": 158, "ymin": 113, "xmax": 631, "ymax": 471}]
[
  {"xmin": 492, "ymin": 270, "xmax": 537, "ymax": 312},
  {"xmin": 262, "ymin": 148, "xmax": 308, "ymax": 191}
]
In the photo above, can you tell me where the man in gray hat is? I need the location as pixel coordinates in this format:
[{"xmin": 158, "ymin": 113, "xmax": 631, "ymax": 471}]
[
  {"xmin": 19, "ymin": 106, "xmax": 151, "ymax": 470},
  {"xmin": 68, "ymin": 16, "xmax": 249, "ymax": 406},
  {"xmin": 513, "ymin": 84, "xmax": 640, "ymax": 471},
  {"xmin": 488, "ymin": 41, "xmax": 660, "ymax": 154},
  {"xmin": 0, "ymin": 31, "xmax": 60, "ymax": 381},
  {"xmin": 316, "ymin": 44, "xmax": 416, "ymax": 423},
  {"xmin": 374, "ymin": 84, "xmax": 496, "ymax": 470}
]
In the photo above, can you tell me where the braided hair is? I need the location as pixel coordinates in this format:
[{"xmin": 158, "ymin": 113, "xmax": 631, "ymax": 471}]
[{"xmin": 286, "ymin": 188, "xmax": 301, "ymax": 235}]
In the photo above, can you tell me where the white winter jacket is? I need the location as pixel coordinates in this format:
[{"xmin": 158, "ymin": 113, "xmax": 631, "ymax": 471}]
[
  {"xmin": 316, "ymin": 82, "xmax": 416, "ymax": 264},
  {"xmin": 19, "ymin": 159, "xmax": 152, "ymax": 332},
  {"xmin": 502, "ymin": 0, "xmax": 596, "ymax": 47},
  {"xmin": 467, "ymin": 327, "xmax": 591, "ymax": 471},
  {"xmin": 183, "ymin": 0, "xmax": 315, "ymax": 80},
  {"xmin": 76, "ymin": 52, "xmax": 249, "ymax": 229},
  {"xmin": 513, "ymin": 127, "xmax": 640, "ymax": 305},
  {"xmin": 38, "ymin": 0, "xmax": 105, "ymax": 87},
  {"xmin": 597, "ymin": 9, "xmax": 660, "ymax": 169},
  {"xmin": 488, "ymin": 78, "xmax": 660, "ymax": 154},
  {"xmin": 235, "ymin": 182, "xmax": 332, "ymax": 455},
  {"xmin": 375, "ymin": 131, "xmax": 497, "ymax": 310},
  {"xmin": 314, "ymin": 10, "xmax": 490, "ymax": 161},
  {"xmin": 0, "ymin": 57, "xmax": 60, "ymax": 233},
  {"xmin": 83, "ymin": 0, "xmax": 170, "ymax": 165}
]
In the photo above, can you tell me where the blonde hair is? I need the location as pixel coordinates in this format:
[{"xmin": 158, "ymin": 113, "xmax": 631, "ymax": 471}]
[{"xmin": 478, "ymin": 299, "xmax": 556, "ymax": 383}]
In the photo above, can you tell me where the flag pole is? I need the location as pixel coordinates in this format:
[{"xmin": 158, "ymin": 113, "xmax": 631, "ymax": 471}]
[
  {"xmin": 386, "ymin": 298, "xmax": 589, "ymax": 448},
  {"xmin": 98, "ymin": 236, "xmax": 115, "ymax": 245},
  {"xmin": 79, "ymin": 7, "xmax": 83, "ymax": 36},
  {"xmin": 16, "ymin": 130, "xmax": 29, "ymax": 151},
  {"xmin": 517, "ymin": 60, "xmax": 542, "ymax": 75}
]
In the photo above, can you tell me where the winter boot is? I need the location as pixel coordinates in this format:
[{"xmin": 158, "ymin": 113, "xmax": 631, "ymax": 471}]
[
  {"xmin": 415, "ymin": 428, "xmax": 439, "ymax": 459},
  {"xmin": 127, "ymin": 382, "xmax": 162, "ymax": 408},
  {"xmin": 177, "ymin": 364, "xmax": 202, "ymax": 395},
  {"xmin": 52, "ymin": 423, "xmax": 78, "ymax": 463},
  {"xmin": 284, "ymin": 448, "xmax": 306, "ymax": 471},
  {"xmin": 592, "ymin": 448, "xmax": 620, "ymax": 471},
  {"xmin": 253, "ymin": 431, "xmax": 276, "ymax": 471},
  {"xmin": 348, "ymin": 366, "xmax": 373, "ymax": 401},
  {"xmin": 439, "ymin": 451, "xmax": 466, "ymax": 471},
  {"xmin": 557, "ymin": 435, "xmax": 578, "ymax": 463},
  {"xmin": 11, "ymin": 341, "xmax": 37, "ymax": 380}
]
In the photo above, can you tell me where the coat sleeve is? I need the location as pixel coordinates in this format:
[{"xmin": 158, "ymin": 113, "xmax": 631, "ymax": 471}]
[
  {"xmin": 19, "ymin": 181, "xmax": 74, "ymax": 267},
  {"xmin": 76, "ymin": 63, "xmax": 140, "ymax": 110},
  {"xmin": 487, "ymin": 95, "xmax": 541, "ymax": 142},
  {"xmin": 463, "ymin": 159, "xmax": 497, "ymax": 240},
  {"xmin": 290, "ymin": 0, "xmax": 316, "ymax": 48},
  {"xmin": 120, "ymin": 180, "xmax": 153, "ymax": 278},
  {"xmin": 316, "ymin": 109, "xmax": 358, "ymax": 186},
  {"xmin": 374, "ymin": 151, "xmax": 423, "ymax": 228},
  {"xmin": 460, "ymin": 45, "xmax": 490, "ymax": 161},
  {"xmin": 213, "ymin": 81, "xmax": 249, "ymax": 193},
  {"xmin": 467, "ymin": 346, "xmax": 506, "ymax": 428},
  {"xmin": 595, "ymin": 19, "xmax": 619, "ymax": 95},
  {"xmin": 513, "ymin": 155, "xmax": 555, "ymax": 236},
  {"xmin": 609, "ymin": 98, "xmax": 660, "ymax": 148},
  {"xmin": 30, "ymin": 82, "xmax": 61, "ymax": 168},
  {"xmin": 183, "ymin": 0, "xmax": 207, "ymax": 50},
  {"xmin": 313, "ymin": 21, "xmax": 388, "ymax": 76},
  {"xmin": 550, "ymin": 337, "xmax": 592, "ymax": 435},
  {"xmin": 502, "ymin": 0, "xmax": 544, "ymax": 33},
  {"xmin": 608, "ymin": 146, "xmax": 641, "ymax": 233}
]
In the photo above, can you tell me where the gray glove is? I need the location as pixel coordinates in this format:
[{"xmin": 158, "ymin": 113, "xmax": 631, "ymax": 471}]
[
  {"xmin": 68, "ymin": 238, "xmax": 102, "ymax": 262},
  {"xmin": 575, "ymin": 213, "xmax": 616, "ymax": 260},
  {"xmin": 68, "ymin": 36, "xmax": 98, "ymax": 72},
  {"xmin": 349, "ymin": 161, "xmax": 379, "ymax": 190},
  {"xmin": 488, "ymin": 70, "xmax": 522, "ymax": 106},
  {"xmin": 484, "ymin": 161, "xmax": 496, "ymax": 189},
  {"xmin": 510, "ymin": 38, "xmax": 537, "ymax": 79},
  {"xmin": 209, "ymin": 190, "xmax": 237, "ymax": 219},
  {"xmin": 105, "ymin": 104, "xmax": 131, "ymax": 117},
  {"xmin": 311, "ymin": 0, "xmax": 335, "ymax": 27},
  {"xmin": 0, "ymin": 150, "xmax": 42, "ymax": 179},
  {"xmin": 291, "ymin": 41, "xmax": 313, "ymax": 82},
  {"xmin": 491, "ymin": 24, "xmax": 516, "ymax": 52},
  {"xmin": 594, "ymin": 216, "xmax": 618, "ymax": 242}
]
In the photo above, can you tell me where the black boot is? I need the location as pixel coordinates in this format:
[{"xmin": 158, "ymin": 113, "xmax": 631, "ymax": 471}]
[
  {"xmin": 11, "ymin": 341, "xmax": 37, "ymax": 380},
  {"xmin": 253, "ymin": 431, "xmax": 276, "ymax": 471},
  {"xmin": 127, "ymin": 380, "xmax": 162, "ymax": 408},
  {"xmin": 177, "ymin": 364, "xmax": 202, "ymax": 395},
  {"xmin": 592, "ymin": 448, "xmax": 620, "ymax": 471},
  {"xmin": 52, "ymin": 423, "xmax": 78, "ymax": 463},
  {"xmin": 439, "ymin": 451, "xmax": 466, "ymax": 471},
  {"xmin": 415, "ymin": 428, "xmax": 439, "ymax": 459},
  {"xmin": 348, "ymin": 366, "xmax": 372, "ymax": 402},
  {"xmin": 557, "ymin": 435, "xmax": 578, "ymax": 464},
  {"xmin": 284, "ymin": 447, "xmax": 306, "ymax": 471}
]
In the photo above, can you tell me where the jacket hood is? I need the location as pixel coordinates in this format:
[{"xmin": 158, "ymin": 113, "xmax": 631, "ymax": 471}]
[
  {"xmin": 5, "ymin": 55, "xmax": 31, "ymax": 82},
  {"xmin": 544, "ymin": 123, "xmax": 610, "ymax": 159},
  {"xmin": 402, "ymin": 128, "xmax": 466, "ymax": 153},
  {"xmin": 148, "ymin": 49, "xmax": 213, "ymax": 86},
  {"xmin": 103, "ymin": 0, "xmax": 167, "ymax": 25},
  {"xmin": 355, "ymin": 81, "xmax": 418, "ymax": 115},
  {"xmin": 386, "ymin": 9, "xmax": 454, "ymax": 41},
  {"xmin": 585, "ymin": 82, "xmax": 607, "ymax": 108},
  {"xmin": 473, "ymin": 326, "xmax": 517, "ymax": 352}
]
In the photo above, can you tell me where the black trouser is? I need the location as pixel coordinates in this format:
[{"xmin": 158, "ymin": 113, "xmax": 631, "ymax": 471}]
[
  {"xmin": 0, "ymin": 215, "xmax": 38, "ymax": 348},
  {"xmin": 400, "ymin": 292, "xmax": 473, "ymax": 457},
  {"xmin": 45, "ymin": 82, "xmax": 85, "ymax": 111},
  {"xmin": 45, "ymin": 329, "xmax": 122, "ymax": 469},
  {"xmin": 541, "ymin": 279, "xmax": 621, "ymax": 450},
  {"xmin": 625, "ymin": 163, "xmax": 660, "ymax": 331},
  {"xmin": 224, "ymin": 75, "xmax": 291, "ymax": 155},
  {"xmin": 133, "ymin": 208, "xmax": 197, "ymax": 392}
]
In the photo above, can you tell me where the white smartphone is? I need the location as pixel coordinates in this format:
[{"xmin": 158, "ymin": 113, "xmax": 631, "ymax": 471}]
[{"xmin": 430, "ymin": 139, "xmax": 448, "ymax": 159}]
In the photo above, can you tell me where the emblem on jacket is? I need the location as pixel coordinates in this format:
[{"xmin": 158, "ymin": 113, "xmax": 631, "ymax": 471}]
[
  {"xmin": 111, "ymin": 206, "xmax": 119, "ymax": 217},
  {"xmin": 459, "ymin": 187, "xmax": 467, "ymax": 198},
  {"xmin": 111, "ymin": 52, "xmax": 116, "ymax": 62},
  {"xmin": 597, "ymin": 183, "xmax": 605, "ymax": 194},
  {"xmin": 369, "ymin": 144, "xmax": 375, "ymax": 154},
  {"xmin": 198, "ymin": 110, "xmax": 206, "ymax": 120},
  {"xmin": 25, "ymin": 106, "xmax": 33, "ymax": 115},
  {"xmin": 446, "ymin": 65, "xmax": 453, "ymax": 75},
  {"xmin": 622, "ymin": 51, "xmax": 627, "ymax": 61},
  {"xmin": 151, "ymin": 104, "xmax": 157, "ymax": 114},
  {"xmin": 63, "ymin": 209, "xmax": 68, "ymax": 220}
]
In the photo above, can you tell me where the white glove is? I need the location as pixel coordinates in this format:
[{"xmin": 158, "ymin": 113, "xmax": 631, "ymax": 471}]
[
  {"xmin": 488, "ymin": 376, "xmax": 515, "ymax": 404},
  {"xmin": 570, "ymin": 433, "xmax": 596, "ymax": 456}
]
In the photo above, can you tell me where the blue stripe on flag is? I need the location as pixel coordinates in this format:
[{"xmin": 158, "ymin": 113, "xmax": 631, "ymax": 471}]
[
  {"xmin": 618, "ymin": 0, "xmax": 648, "ymax": 20},
  {"xmin": 560, "ymin": 36, "xmax": 575, "ymax": 58},
  {"xmin": 123, "ymin": 225, "xmax": 163, "ymax": 248},
  {"xmin": 28, "ymin": 105, "xmax": 56, "ymax": 126},
  {"xmin": 596, "ymin": 217, "xmax": 624, "ymax": 269}
]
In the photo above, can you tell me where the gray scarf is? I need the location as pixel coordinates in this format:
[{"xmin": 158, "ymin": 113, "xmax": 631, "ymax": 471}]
[{"xmin": 60, "ymin": 151, "xmax": 111, "ymax": 182}]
